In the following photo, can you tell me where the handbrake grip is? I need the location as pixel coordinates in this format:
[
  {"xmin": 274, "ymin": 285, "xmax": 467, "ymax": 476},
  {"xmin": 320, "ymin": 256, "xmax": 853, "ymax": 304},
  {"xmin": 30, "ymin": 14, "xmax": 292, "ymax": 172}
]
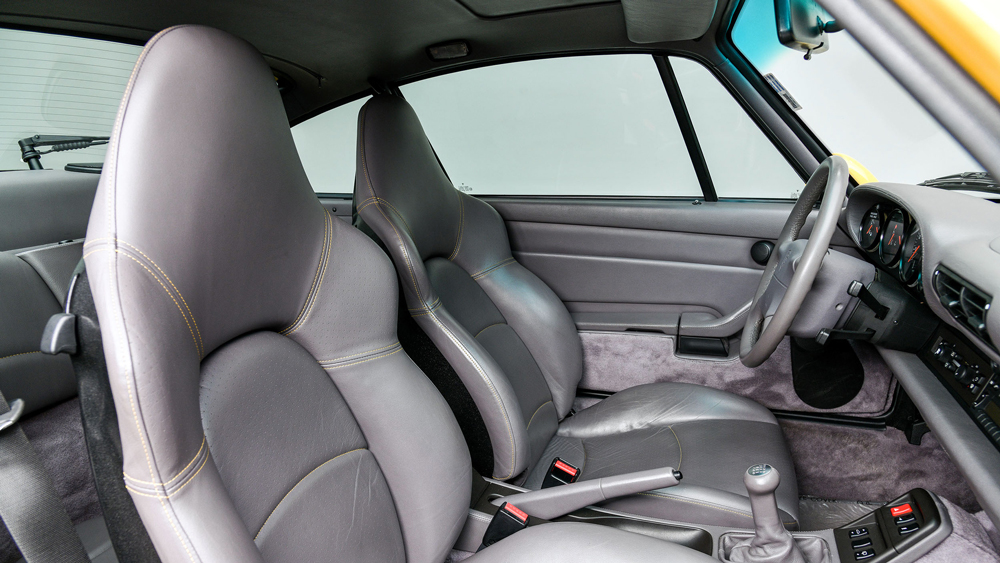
[{"xmin": 491, "ymin": 466, "xmax": 682, "ymax": 520}]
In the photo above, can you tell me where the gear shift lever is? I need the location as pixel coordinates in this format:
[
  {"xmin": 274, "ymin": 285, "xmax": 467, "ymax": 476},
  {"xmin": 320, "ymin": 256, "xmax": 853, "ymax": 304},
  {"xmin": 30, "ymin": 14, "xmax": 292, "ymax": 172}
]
[{"xmin": 726, "ymin": 464, "xmax": 806, "ymax": 563}]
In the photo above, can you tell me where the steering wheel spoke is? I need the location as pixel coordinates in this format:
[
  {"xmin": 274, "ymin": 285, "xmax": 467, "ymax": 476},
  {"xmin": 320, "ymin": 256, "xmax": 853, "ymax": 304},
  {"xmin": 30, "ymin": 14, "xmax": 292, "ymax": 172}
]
[{"xmin": 739, "ymin": 156, "xmax": 850, "ymax": 367}]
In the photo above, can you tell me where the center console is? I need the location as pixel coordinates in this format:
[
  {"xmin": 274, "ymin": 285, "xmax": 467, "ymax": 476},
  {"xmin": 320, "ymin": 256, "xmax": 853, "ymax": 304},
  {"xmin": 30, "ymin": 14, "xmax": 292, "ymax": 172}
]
[{"xmin": 459, "ymin": 475, "xmax": 952, "ymax": 562}]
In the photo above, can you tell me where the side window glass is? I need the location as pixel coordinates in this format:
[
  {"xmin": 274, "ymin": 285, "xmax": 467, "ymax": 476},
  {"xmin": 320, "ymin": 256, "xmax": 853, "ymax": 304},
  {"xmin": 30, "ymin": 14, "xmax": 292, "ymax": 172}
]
[
  {"xmin": 399, "ymin": 55, "xmax": 701, "ymax": 197},
  {"xmin": 0, "ymin": 29, "xmax": 141, "ymax": 171},
  {"xmin": 292, "ymin": 96, "xmax": 370, "ymax": 194},
  {"xmin": 670, "ymin": 56, "xmax": 804, "ymax": 199}
]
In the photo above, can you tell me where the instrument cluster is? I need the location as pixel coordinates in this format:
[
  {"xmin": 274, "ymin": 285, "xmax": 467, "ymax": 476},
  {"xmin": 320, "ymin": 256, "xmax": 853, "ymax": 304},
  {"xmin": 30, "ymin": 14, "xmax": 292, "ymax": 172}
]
[{"xmin": 857, "ymin": 203, "xmax": 924, "ymax": 293}]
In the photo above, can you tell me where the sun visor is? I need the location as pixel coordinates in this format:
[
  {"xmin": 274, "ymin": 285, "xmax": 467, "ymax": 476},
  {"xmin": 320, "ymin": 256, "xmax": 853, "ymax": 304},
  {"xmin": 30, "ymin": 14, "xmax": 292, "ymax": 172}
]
[{"xmin": 621, "ymin": 0, "xmax": 718, "ymax": 43}]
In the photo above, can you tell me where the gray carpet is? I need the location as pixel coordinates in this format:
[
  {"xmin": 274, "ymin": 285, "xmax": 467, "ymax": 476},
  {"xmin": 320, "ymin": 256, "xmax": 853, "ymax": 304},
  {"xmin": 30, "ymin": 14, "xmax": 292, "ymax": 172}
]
[
  {"xmin": 0, "ymin": 398, "xmax": 101, "ymax": 563},
  {"xmin": 919, "ymin": 498, "xmax": 1000, "ymax": 562},
  {"xmin": 580, "ymin": 332, "xmax": 895, "ymax": 417},
  {"xmin": 780, "ymin": 419, "xmax": 980, "ymax": 513}
]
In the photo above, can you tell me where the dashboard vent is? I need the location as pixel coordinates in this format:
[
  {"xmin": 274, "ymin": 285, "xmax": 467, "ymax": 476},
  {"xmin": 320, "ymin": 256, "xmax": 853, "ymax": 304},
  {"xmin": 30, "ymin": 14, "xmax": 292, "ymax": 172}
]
[{"xmin": 934, "ymin": 267, "xmax": 994, "ymax": 348}]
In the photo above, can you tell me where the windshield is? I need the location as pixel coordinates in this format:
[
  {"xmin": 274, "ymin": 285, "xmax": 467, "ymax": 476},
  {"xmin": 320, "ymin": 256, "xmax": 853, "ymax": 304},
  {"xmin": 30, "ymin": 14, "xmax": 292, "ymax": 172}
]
[{"xmin": 731, "ymin": 0, "xmax": 983, "ymax": 186}]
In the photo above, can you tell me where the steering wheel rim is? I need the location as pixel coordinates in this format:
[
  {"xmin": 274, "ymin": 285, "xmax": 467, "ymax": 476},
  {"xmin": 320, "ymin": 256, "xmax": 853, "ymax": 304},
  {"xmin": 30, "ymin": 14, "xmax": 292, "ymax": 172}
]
[{"xmin": 739, "ymin": 155, "xmax": 851, "ymax": 367}]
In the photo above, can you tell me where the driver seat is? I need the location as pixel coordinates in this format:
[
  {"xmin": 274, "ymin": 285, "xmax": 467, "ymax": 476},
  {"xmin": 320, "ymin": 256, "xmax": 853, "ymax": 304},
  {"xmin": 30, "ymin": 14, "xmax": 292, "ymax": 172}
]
[{"xmin": 355, "ymin": 94, "xmax": 800, "ymax": 529}]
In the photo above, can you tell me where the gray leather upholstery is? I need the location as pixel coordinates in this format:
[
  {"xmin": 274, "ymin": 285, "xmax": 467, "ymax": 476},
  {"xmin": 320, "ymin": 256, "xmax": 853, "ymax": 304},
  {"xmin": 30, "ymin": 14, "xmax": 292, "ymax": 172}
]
[
  {"xmin": 355, "ymin": 94, "xmax": 800, "ymax": 529},
  {"xmin": 85, "ymin": 25, "xmax": 717, "ymax": 563}
]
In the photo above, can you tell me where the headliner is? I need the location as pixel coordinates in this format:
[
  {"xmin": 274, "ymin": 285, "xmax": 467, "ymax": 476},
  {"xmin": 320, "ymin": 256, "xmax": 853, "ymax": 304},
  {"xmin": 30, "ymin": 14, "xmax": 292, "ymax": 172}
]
[{"xmin": 0, "ymin": 0, "xmax": 733, "ymax": 122}]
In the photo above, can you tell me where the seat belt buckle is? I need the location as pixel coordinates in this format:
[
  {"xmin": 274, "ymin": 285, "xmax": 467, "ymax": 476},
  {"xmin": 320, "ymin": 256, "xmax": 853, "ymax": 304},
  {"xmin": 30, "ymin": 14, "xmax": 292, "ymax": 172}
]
[
  {"xmin": 478, "ymin": 502, "xmax": 529, "ymax": 551},
  {"xmin": 541, "ymin": 457, "xmax": 580, "ymax": 489}
]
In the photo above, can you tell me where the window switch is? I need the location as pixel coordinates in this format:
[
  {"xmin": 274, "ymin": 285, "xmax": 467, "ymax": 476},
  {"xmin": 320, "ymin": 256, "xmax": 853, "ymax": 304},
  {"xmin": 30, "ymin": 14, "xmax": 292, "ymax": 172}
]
[
  {"xmin": 897, "ymin": 523, "xmax": 920, "ymax": 535},
  {"xmin": 848, "ymin": 527, "xmax": 869, "ymax": 539},
  {"xmin": 855, "ymin": 548, "xmax": 876, "ymax": 560},
  {"xmin": 894, "ymin": 514, "xmax": 916, "ymax": 525},
  {"xmin": 851, "ymin": 538, "xmax": 873, "ymax": 549}
]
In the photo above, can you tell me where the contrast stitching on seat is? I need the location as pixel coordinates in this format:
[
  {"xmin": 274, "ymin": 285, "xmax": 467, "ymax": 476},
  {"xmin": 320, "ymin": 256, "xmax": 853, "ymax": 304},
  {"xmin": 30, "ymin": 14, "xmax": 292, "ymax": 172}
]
[
  {"xmin": 525, "ymin": 401, "xmax": 553, "ymax": 430},
  {"xmin": 114, "ymin": 240, "xmax": 203, "ymax": 357},
  {"xmin": 410, "ymin": 301, "xmax": 442, "ymax": 317},
  {"xmin": 668, "ymin": 425, "xmax": 682, "ymax": 471},
  {"xmin": 317, "ymin": 342, "xmax": 401, "ymax": 364},
  {"xmin": 0, "ymin": 351, "xmax": 41, "ymax": 361},
  {"xmin": 322, "ymin": 346, "xmax": 402, "ymax": 370},
  {"xmin": 449, "ymin": 193, "xmax": 464, "ymax": 261},
  {"xmin": 471, "ymin": 257, "xmax": 515, "ymax": 280},
  {"xmin": 124, "ymin": 446, "xmax": 210, "ymax": 499},
  {"xmin": 320, "ymin": 344, "xmax": 402, "ymax": 370},
  {"xmin": 281, "ymin": 210, "xmax": 333, "ymax": 335},
  {"xmin": 88, "ymin": 247, "xmax": 201, "ymax": 359},
  {"xmin": 408, "ymin": 297, "xmax": 440, "ymax": 314},
  {"xmin": 124, "ymin": 436, "xmax": 207, "ymax": 486},
  {"xmin": 253, "ymin": 448, "xmax": 367, "ymax": 540},
  {"xmin": 357, "ymin": 197, "xmax": 414, "ymax": 237},
  {"xmin": 474, "ymin": 322, "xmax": 506, "ymax": 338},
  {"xmin": 358, "ymin": 105, "xmax": 426, "ymax": 305},
  {"xmin": 98, "ymin": 26, "xmax": 200, "ymax": 562},
  {"xmin": 359, "ymin": 102, "xmax": 517, "ymax": 480}
]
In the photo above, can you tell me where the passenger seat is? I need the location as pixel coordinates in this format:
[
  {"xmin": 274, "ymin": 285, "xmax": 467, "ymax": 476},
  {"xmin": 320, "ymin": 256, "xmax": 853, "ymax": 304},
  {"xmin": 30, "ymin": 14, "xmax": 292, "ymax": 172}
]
[{"xmin": 355, "ymin": 94, "xmax": 800, "ymax": 530}]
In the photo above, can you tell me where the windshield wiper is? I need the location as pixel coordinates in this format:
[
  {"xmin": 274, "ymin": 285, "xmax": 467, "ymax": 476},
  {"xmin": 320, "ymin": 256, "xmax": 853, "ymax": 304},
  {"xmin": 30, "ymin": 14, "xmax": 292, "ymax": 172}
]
[
  {"xmin": 18, "ymin": 135, "xmax": 109, "ymax": 170},
  {"xmin": 919, "ymin": 171, "xmax": 1000, "ymax": 194}
]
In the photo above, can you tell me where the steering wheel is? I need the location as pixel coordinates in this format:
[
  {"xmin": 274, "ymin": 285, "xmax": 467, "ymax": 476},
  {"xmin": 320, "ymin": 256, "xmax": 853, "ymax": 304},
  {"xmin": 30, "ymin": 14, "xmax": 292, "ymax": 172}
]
[{"xmin": 740, "ymin": 156, "xmax": 850, "ymax": 367}]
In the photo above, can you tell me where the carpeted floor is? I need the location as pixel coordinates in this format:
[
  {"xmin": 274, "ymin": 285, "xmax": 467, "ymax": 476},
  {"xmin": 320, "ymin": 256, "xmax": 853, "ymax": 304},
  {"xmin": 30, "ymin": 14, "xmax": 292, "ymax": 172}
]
[
  {"xmin": 579, "ymin": 332, "xmax": 895, "ymax": 417},
  {"xmin": 0, "ymin": 398, "xmax": 101, "ymax": 563},
  {"xmin": 780, "ymin": 419, "xmax": 980, "ymax": 513}
]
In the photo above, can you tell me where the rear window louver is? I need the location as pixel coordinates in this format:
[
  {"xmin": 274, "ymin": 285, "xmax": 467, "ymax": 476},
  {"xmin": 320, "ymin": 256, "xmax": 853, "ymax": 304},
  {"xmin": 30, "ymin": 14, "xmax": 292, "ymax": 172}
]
[{"xmin": 934, "ymin": 266, "xmax": 994, "ymax": 349}]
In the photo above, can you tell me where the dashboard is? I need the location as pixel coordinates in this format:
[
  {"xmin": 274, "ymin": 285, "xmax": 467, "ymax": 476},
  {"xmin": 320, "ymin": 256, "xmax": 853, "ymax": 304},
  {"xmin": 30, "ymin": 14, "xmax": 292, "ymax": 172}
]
[{"xmin": 844, "ymin": 183, "xmax": 1000, "ymax": 451}]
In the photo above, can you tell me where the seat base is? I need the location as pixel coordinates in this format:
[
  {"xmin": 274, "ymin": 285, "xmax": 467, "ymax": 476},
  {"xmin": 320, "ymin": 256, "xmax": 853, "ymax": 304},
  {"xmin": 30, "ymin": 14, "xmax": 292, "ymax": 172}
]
[{"xmin": 523, "ymin": 382, "xmax": 799, "ymax": 530}]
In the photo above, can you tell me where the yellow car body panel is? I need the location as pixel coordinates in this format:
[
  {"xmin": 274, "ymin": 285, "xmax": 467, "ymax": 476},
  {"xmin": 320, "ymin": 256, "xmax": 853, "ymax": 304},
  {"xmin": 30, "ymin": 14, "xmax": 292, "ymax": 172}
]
[{"xmin": 893, "ymin": 0, "xmax": 1000, "ymax": 104}]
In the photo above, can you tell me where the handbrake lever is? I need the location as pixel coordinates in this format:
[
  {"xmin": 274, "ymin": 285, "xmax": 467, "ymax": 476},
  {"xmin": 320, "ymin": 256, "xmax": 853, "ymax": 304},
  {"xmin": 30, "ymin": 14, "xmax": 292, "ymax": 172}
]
[{"xmin": 491, "ymin": 466, "xmax": 682, "ymax": 520}]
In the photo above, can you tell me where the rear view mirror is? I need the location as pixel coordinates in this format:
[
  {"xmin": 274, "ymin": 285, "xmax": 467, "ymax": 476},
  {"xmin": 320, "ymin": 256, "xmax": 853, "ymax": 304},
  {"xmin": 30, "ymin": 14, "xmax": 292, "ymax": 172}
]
[{"xmin": 775, "ymin": 0, "xmax": 841, "ymax": 58}]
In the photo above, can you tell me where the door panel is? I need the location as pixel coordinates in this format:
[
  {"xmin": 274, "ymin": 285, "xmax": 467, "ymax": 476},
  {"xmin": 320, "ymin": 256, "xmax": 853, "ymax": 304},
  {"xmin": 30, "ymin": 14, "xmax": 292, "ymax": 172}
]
[
  {"xmin": 491, "ymin": 198, "xmax": 861, "ymax": 328},
  {"xmin": 488, "ymin": 196, "xmax": 894, "ymax": 417}
]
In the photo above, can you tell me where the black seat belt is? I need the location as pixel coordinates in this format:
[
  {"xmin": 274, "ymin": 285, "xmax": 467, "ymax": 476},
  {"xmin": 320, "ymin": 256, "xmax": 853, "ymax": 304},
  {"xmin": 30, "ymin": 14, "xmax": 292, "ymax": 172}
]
[
  {"xmin": 0, "ymin": 390, "xmax": 90, "ymax": 563},
  {"xmin": 41, "ymin": 262, "xmax": 161, "ymax": 563}
]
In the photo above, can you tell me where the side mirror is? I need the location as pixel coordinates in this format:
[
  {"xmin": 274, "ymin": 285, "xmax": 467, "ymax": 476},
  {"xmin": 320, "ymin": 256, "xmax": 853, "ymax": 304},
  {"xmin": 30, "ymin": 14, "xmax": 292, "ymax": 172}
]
[{"xmin": 775, "ymin": 0, "xmax": 842, "ymax": 58}]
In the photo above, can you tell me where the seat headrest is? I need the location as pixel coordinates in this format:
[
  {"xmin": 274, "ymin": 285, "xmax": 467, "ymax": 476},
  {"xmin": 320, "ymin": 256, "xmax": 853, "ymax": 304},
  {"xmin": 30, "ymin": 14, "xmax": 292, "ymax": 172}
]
[
  {"xmin": 86, "ymin": 25, "xmax": 328, "ymax": 360},
  {"xmin": 356, "ymin": 94, "xmax": 462, "ymax": 261}
]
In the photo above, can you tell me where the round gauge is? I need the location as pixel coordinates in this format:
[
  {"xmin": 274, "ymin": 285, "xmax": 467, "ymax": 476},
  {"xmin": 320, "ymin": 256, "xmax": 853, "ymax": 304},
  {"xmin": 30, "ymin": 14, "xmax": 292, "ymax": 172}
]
[
  {"xmin": 899, "ymin": 225, "xmax": 922, "ymax": 285},
  {"xmin": 858, "ymin": 204, "xmax": 882, "ymax": 250},
  {"xmin": 879, "ymin": 209, "xmax": 906, "ymax": 266}
]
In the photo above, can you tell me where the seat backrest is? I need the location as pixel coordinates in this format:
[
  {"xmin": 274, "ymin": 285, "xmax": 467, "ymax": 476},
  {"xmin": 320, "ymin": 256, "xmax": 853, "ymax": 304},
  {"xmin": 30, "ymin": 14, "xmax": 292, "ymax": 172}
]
[
  {"xmin": 356, "ymin": 95, "xmax": 583, "ymax": 481},
  {"xmin": 85, "ymin": 27, "xmax": 470, "ymax": 563}
]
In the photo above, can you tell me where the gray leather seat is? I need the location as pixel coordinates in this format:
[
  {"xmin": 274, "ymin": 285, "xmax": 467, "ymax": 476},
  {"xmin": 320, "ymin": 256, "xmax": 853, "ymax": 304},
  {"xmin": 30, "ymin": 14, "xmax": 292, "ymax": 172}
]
[
  {"xmin": 84, "ymin": 24, "xmax": 716, "ymax": 563},
  {"xmin": 355, "ymin": 94, "xmax": 800, "ymax": 530}
]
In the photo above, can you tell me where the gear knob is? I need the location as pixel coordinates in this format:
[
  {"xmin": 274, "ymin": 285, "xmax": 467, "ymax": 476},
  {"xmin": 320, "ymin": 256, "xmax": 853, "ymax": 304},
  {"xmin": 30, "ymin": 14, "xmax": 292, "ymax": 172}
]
[{"xmin": 744, "ymin": 463, "xmax": 780, "ymax": 496}]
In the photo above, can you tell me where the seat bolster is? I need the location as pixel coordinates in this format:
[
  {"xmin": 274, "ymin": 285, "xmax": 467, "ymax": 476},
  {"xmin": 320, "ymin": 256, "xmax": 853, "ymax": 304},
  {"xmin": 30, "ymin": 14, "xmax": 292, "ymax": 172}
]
[
  {"xmin": 465, "ymin": 522, "xmax": 716, "ymax": 562},
  {"xmin": 557, "ymin": 382, "xmax": 778, "ymax": 439},
  {"xmin": 412, "ymin": 306, "xmax": 530, "ymax": 480},
  {"xmin": 476, "ymin": 260, "xmax": 583, "ymax": 419},
  {"xmin": 129, "ymin": 454, "xmax": 265, "ymax": 563}
]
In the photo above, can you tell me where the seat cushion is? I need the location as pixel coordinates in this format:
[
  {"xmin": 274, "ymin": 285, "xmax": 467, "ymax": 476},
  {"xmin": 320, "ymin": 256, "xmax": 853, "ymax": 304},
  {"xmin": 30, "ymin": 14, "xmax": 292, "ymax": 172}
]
[
  {"xmin": 466, "ymin": 522, "xmax": 716, "ymax": 563},
  {"xmin": 523, "ymin": 382, "xmax": 799, "ymax": 530}
]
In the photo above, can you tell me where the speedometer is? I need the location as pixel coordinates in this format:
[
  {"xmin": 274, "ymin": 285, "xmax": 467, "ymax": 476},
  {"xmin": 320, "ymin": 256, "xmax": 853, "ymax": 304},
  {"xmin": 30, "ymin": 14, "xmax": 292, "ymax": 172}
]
[
  {"xmin": 859, "ymin": 205, "xmax": 882, "ymax": 250},
  {"xmin": 899, "ymin": 225, "xmax": 922, "ymax": 285},
  {"xmin": 879, "ymin": 209, "xmax": 905, "ymax": 266}
]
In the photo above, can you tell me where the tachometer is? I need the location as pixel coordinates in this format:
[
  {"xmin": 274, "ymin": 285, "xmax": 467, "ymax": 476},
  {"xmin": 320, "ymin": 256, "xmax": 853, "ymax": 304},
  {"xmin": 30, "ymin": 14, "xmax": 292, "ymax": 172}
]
[
  {"xmin": 899, "ymin": 225, "xmax": 922, "ymax": 285},
  {"xmin": 879, "ymin": 208, "xmax": 905, "ymax": 266},
  {"xmin": 859, "ymin": 204, "xmax": 882, "ymax": 250}
]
